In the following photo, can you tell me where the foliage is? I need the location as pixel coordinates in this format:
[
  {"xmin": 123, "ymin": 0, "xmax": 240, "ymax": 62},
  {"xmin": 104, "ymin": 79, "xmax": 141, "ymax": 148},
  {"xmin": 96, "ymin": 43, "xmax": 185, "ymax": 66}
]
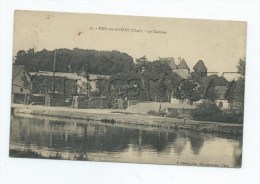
[
  {"xmin": 237, "ymin": 58, "xmax": 246, "ymax": 77},
  {"xmin": 225, "ymin": 59, "xmax": 246, "ymax": 113},
  {"xmin": 175, "ymin": 79, "xmax": 201, "ymax": 101},
  {"xmin": 101, "ymin": 60, "xmax": 182, "ymax": 102},
  {"xmin": 192, "ymin": 101, "xmax": 243, "ymax": 123},
  {"xmin": 147, "ymin": 110, "xmax": 166, "ymax": 117},
  {"xmin": 147, "ymin": 110, "xmax": 157, "ymax": 116},
  {"xmin": 15, "ymin": 48, "xmax": 135, "ymax": 75},
  {"xmin": 192, "ymin": 101, "xmax": 222, "ymax": 121}
]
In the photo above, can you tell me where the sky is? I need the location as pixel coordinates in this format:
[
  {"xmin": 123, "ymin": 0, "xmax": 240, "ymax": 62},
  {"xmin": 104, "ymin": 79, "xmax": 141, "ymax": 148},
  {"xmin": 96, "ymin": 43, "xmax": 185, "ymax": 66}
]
[{"xmin": 13, "ymin": 10, "xmax": 247, "ymax": 74}]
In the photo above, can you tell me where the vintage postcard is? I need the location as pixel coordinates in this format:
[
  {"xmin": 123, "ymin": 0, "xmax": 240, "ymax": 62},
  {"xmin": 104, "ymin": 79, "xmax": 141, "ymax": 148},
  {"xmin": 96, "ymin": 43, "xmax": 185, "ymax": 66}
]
[{"xmin": 10, "ymin": 10, "xmax": 246, "ymax": 168}]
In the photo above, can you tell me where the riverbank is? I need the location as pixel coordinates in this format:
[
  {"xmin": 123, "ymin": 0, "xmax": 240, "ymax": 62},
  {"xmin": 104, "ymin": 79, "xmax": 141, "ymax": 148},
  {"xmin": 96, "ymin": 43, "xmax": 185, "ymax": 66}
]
[
  {"xmin": 12, "ymin": 104, "xmax": 243, "ymax": 135},
  {"xmin": 9, "ymin": 146, "xmax": 89, "ymax": 161}
]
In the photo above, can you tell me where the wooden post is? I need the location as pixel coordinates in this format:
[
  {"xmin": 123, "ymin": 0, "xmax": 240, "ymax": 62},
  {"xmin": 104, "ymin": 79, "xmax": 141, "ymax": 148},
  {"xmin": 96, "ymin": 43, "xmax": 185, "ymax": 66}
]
[
  {"xmin": 100, "ymin": 96, "xmax": 103, "ymax": 110},
  {"xmin": 51, "ymin": 50, "xmax": 57, "ymax": 93}
]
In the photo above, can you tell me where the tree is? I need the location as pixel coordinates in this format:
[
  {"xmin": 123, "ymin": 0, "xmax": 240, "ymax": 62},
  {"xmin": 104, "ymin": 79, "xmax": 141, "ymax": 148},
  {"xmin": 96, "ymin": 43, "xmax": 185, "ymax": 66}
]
[
  {"xmin": 237, "ymin": 58, "xmax": 246, "ymax": 77},
  {"xmin": 228, "ymin": 59, "xmax": 246, "ymax": 113},
  {"xmin": 14, "ymin": 48, "xmax": 135, "ymax": 75},
  {"xmin": 175, "ymin": 79, "xmax": 200, "ymax": 102},
  {"xmin": 199, "ymin": 75, "xmax": 221, "ymax": 101},
  {"xmin": 192, "ymin": 101, "xmax": 222, "ymax": 121}
]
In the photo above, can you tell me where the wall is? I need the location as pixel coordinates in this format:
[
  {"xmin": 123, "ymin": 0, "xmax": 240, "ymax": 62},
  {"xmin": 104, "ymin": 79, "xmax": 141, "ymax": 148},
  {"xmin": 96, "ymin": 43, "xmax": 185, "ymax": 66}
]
[
  {"xmin": 216, "ymin": 99, "xmax": 230, "ymax": 110},
  {"xmin": 175, "ymin": 69, "xmax": 190, "ymax": 79}
]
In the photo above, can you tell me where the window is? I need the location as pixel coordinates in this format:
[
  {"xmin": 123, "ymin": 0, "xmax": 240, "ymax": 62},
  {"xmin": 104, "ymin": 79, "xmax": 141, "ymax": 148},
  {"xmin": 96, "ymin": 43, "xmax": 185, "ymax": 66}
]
[
  {"xmin": 20, "ymin": 88, "xmax": 23, "ymax": 93},
  {"xmin": 219, "ymin": 101, "xmax": 223, "ymax": 108}
]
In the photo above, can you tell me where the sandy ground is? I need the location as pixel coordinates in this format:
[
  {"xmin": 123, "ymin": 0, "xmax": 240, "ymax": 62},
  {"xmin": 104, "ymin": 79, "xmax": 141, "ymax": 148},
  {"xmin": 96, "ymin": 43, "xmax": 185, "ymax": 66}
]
[
  {"xmin": 12, "ymin": 103, "xmax": 122, "ymax": 114},
  {"xmin": 126, "ymin": 102, "xmax": 196, "ymax": 114}
]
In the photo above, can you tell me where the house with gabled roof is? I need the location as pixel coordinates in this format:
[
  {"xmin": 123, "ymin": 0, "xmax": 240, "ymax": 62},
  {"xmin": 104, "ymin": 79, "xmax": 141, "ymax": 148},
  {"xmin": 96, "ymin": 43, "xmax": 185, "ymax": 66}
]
[
  {"xmin": 215, "ymin": 85, "xmax": 230, "ymax": 110},
  {"xmin": 12, "ymin": 65, "xmax": 32, "ymax": 104}
]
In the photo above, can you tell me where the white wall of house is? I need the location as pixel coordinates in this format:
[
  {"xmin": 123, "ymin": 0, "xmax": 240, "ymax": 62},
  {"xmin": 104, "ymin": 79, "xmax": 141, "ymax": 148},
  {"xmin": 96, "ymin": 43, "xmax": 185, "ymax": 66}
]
[
  {"xmin": 175, "ymin": 69, "xmax": 190, "ymax": 79},
  {"xmin": 170, "ymin": 97, "xmax": 191, "ymax": 105},
  {"xmin": 216, "ymin": 99, "xmax": 229, "ymax": 110}
]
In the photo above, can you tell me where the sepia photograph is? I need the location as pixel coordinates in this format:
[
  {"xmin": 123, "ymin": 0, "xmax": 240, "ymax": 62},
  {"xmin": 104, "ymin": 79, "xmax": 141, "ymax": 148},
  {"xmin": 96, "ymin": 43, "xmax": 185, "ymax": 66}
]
[{"xmin": 10, "ymin": 10, "xmax": 247, "ymax": 168}]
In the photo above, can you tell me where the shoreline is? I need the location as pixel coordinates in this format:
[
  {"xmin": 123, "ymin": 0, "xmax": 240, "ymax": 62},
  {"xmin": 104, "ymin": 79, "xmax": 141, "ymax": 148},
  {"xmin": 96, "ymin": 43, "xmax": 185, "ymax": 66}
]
[{"xmin": 12, "ymin": 104, "xmax": 243, "ymax": 135}]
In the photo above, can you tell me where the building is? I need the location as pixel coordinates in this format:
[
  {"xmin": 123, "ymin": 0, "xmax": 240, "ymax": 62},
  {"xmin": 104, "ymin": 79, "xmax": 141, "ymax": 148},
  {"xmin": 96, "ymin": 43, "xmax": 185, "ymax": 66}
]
[
  {"xmin": 30, "ymin": 71, "xmax": 110, "ymax": 95},
  {"xmin": 28, "ymin": 71, "xmax": 110, "ymax": 106},
  {"xmin": 78, "ymin": 71, "xmax": 110, "ymax": 92},
  {"xmin": 12, "ymin": 65, "xmax": 32, "ymax": 104},
  {"xmin": 175, "ymin": 58, "xmax": 191, "ymax": 79},
  {"xmin": 159, "ymin": 57, "xmax": 177, "ymax": 69},
  {"xmin": 170, "ymin": 95, "xmax": 193, "ymax": 105},
  {"xmin": 215, "ymin": 85, "xmax": 230, "ymax": 110},
  {"xmin": 193, "ymin": 60, "xmax": 207, "ymax": 77},
  {"xmin": 159, "ymin": 57, "xmax": 190, "ymax": 79}
]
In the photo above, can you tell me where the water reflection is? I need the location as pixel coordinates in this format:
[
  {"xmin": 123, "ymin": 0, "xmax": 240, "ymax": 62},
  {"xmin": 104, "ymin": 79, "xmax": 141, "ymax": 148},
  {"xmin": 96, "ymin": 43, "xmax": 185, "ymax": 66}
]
[
  {"xmin": 172, "ymin": 133, "xmax": 186, "ymax": 155},
  {"xmin": 189, "ymin": 132, "xmax": 204, "ymax": 155},
  {"xmin": 10, "ymin": 115, "xmax": 242, "ymax": 167}
]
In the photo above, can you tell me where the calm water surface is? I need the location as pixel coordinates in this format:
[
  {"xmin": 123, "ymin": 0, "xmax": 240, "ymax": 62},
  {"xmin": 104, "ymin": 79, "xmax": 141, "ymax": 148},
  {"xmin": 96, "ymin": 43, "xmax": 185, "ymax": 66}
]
[{"xmin": 10, "ymin": 115, "xmax": 242, "ymax": 167}]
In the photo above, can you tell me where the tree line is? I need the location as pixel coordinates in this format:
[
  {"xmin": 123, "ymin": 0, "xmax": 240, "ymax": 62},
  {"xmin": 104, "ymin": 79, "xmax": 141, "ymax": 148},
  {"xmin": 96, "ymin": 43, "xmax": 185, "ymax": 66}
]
[{"xmin": 15, "ymin": 48, "xmax": 135, "ymax": 75}]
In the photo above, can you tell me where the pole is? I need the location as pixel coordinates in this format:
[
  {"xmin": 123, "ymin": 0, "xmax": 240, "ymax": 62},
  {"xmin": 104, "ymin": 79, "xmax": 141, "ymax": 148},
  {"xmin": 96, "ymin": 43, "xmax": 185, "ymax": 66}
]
[
  {"xmin": 52, "ymin": 49, "xmax": 57, "ymax": 93},
  {"xmin": 101, "ymin": 95, "xmax": 103, "ymax": 110}
]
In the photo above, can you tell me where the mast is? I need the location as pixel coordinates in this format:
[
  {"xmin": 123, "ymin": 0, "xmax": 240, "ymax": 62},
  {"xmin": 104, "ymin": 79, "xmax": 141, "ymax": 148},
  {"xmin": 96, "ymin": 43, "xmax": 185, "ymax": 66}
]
[{"xmin": 51, "ymin": 49, "xmax": 57, "ymax": 93}]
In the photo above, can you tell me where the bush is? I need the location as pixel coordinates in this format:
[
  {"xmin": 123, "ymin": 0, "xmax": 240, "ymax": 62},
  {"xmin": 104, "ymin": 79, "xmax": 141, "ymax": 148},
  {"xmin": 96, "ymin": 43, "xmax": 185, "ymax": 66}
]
[
  {"xmin": 157, "ymin": 110, "xmax": 167, "ymax": 116},
  {"xmin": 192, "ymin": 101, "xmax": 243, "ymax": 123},
  {"xmin": 192, "ymin": 102, "xmax": 222, "ymax": 122},
  {"xmin": 166, "ymin": 110, "xmax": 179, "ymax": 118},
  {"xmin": 147, "ymin": 110, "xmax": 167, "ymax": 117},
  {"xmin": 147, "ymin": 110, "xmax": 157, "ymax": 115},
  {"xmin": 221, "ymin": 111, "xmax": 243, "ymax": 124}
]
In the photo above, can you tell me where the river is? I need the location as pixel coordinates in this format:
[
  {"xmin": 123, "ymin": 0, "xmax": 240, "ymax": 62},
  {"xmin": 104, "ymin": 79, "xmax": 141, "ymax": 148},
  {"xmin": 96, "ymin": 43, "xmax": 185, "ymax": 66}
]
[{"xmin": 10, "ymin": 115, "xmax": 242, "ymax": 167}]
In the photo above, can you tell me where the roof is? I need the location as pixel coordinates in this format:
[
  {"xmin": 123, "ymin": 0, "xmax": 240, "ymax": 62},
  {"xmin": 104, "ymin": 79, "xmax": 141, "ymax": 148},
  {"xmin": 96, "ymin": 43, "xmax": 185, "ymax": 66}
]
[
  {"xmin": 170, "ymin": 62, "xmax": 178, "ymax": 70},
  {"xmin": 30, "ymin": 71, "xmax": 110, "ymax": 80},
  {"xmin": 215, "ymin": 86, "xmax": 227, "ymax": 99},
  {"xmin": 78, "ymin": 71, "xmax": 110, "ymax": 80},
  {"xmin": 89, "ymin": 74, "xmax": 110, "ymax": 80},
  {"xmin": 159, "ymin": 57, "xmax": 174, "ymax": 62},
  {"xmin": 178, "ymin": 59, "xmax": 190, "ymax": 70},
  {"xmin": 159, "ymin": 57, "xmax": 178, "ymax": 70},
  {"xmin": 12, "ymin": 65, "xmax": 25, "ymax": 78},
  {"xmin": 193, "ymin": 60, "xmax": 207, "ymax": 72},
  {"xmin": 12, "ymin": 65, "xmax": 31, "ymax": 80}
]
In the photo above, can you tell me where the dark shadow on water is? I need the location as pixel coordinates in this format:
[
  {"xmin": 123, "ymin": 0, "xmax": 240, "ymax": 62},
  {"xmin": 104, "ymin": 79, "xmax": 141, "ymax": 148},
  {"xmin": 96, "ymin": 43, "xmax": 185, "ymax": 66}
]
[{"xmin": 188, "ymin": 131, "xmax": 205, "ymax": 155}]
